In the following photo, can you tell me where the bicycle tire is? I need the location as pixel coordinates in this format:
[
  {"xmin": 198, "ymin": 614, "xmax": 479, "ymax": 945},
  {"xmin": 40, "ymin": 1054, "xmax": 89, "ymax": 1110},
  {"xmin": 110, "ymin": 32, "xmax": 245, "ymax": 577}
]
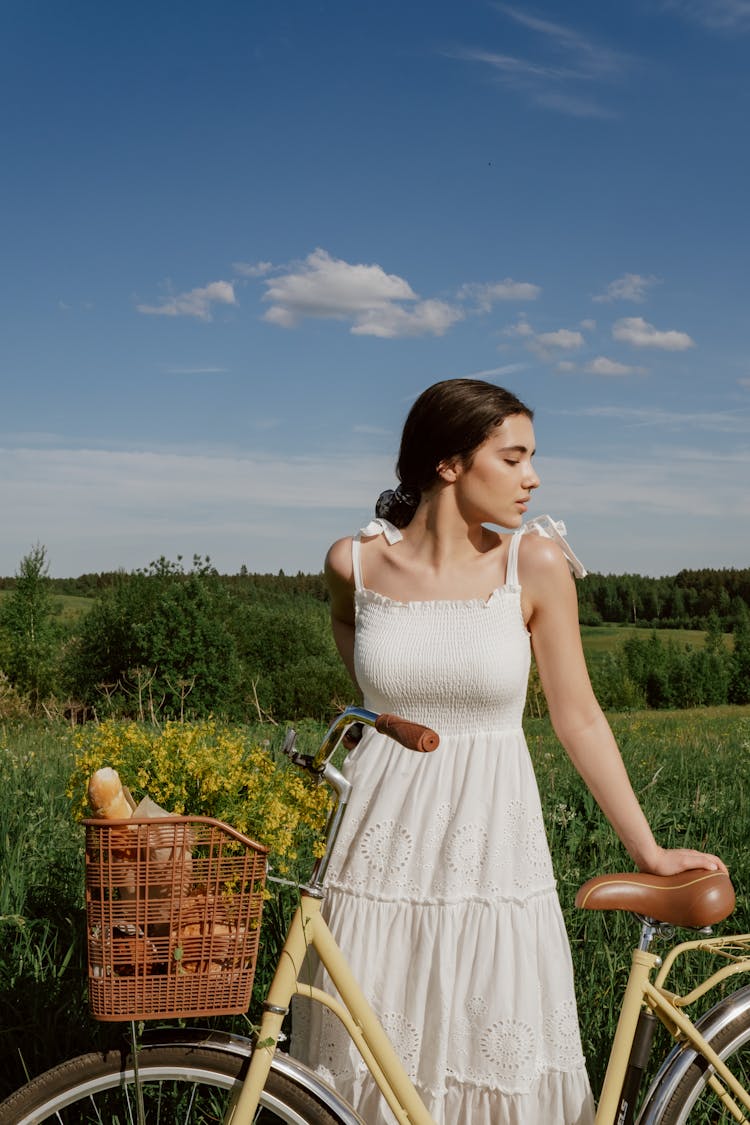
[
  {"xmin": 0, "ymin": 1043, "xmax": 343, "ymax": 1125},
  {"xmin": 653, "ymin": 1005, "xmax": 750, "ymax": 1124}
]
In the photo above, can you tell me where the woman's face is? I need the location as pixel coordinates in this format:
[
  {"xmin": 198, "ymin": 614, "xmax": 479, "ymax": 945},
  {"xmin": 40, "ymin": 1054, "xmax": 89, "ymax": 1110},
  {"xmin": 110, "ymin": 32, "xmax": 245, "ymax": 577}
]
[{"xmin": 447, "ymin": 414, "xmax": 540, "ymax": 528}]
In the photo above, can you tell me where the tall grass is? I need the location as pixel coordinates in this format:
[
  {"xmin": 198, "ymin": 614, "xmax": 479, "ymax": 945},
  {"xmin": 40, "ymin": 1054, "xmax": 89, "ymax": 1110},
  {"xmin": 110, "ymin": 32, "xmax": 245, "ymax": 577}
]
[
  {"xmin": 0, "ymin": 723, "xmax": 92, "ymax": 1090},
  {"xmin": 534, "ymin": 706, "xmax": 750, "ymax": 1091},
  {"xmin": 1, "ymin": 707, "xmax": 749, "ymax": 1104}
]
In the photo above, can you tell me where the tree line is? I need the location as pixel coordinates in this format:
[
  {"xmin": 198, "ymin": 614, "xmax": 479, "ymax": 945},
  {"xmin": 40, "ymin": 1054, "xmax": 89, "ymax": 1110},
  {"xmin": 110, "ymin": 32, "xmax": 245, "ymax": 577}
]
[
  {"xmin": 3, "ymin": 562, "xmax": 749, "ymax": 631},
  {"xmin": 0, "ymin": 547, "xmax": 352, "ymax": 722},
  {"xmin": 0, "ymin": 546, "xmax": 748, "ymax": 721},
  {"xmin": 577, "ymin": 567, "xmax": 750, "ymax": 630}
]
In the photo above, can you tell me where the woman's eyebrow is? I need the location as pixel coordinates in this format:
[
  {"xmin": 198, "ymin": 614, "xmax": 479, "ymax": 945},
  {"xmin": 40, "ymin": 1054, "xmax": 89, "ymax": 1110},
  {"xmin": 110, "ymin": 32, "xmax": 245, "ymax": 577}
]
[{"xmin": 500, "ymin": 444, "xmax": 536, "ymax": 455}]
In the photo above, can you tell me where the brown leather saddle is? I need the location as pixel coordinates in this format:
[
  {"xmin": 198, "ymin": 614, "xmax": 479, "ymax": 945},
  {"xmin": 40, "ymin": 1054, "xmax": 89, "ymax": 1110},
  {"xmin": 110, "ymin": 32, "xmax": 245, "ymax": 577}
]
[{"xmin": 576, "ymin": 870, "xmax": 735, "ymax": 928}]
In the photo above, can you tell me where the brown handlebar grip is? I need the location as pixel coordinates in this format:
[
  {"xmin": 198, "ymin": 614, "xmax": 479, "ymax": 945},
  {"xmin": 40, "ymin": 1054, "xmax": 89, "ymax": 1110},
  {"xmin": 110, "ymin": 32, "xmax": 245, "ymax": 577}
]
[{"xmin": 374, "ymin": 713, "xmax": 440, "ymax": 753}]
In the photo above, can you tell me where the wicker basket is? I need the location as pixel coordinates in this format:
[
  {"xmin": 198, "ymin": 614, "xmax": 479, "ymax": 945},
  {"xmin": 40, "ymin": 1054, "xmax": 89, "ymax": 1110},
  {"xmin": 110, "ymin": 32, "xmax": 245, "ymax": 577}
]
[{"xmin": 84, "ymin": 816, "xmax": 267, "ymax": 1021}]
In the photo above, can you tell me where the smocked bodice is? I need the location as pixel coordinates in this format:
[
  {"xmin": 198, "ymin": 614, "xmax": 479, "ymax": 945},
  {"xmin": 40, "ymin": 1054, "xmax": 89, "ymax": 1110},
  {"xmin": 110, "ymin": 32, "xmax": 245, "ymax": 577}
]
[{"xmin": 354, "ymin": 584, "xmax": 530, "ymax": 736}]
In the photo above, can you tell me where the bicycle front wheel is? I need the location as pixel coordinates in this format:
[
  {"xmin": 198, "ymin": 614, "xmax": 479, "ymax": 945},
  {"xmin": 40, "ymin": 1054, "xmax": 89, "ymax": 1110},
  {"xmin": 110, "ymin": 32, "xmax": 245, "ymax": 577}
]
[
  {"xmin": 0, "ymin": 1043, "xmax": 343, "ymax": 1125},
  {"xmin": 654, "ymin": 1004, "xmax": 750, "ymax": 1124}
]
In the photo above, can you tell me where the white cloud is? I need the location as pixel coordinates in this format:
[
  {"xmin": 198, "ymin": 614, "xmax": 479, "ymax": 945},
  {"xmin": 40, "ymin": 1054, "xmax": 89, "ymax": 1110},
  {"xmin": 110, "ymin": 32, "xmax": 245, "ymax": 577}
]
[
  {"xmin": 501, "ymin": 314, "xmax": 535, "ymax": 338},
  {"xmin": 261, "ymin": 248, "xmax": 463, "ymax": 338},
  {"xmin": 534, "ymin": 328, "xmax": 584, "ymax": 350},
  {"xmin": 502, "ymin": 318, "xmax": 585, "ymax": 362},
  {"xmin": 612, "ymin": 316, "xmax": 694, "ymax": 351},
  {"xmin": 580, "ymin": 318, "xmax": 596, "ymax": 331},
  {"xmin": 350, "ymin": 299, "xmax": 463, "ymax": 338},
  {"xmin": 233, "ymin": 260, "xmax": 274, "ymax": 278},
  {"xmin": 738, "ymin": 377, "xmax": 750, "ymax": 388},
  {"xmin": 263, "ymin": 248, "xmax": 415, "ymax": 324},
  {"xmin": 585, "ymin": 356, "xmax": 647, "ymax": 376},
  {"xmin": 557, "ymin": 361, "xmax": 577, "ymax": 372},
  {"xmin": 137, "ymin": 281, "xmax": 237, "ymax": 321},
  {"xmin": 593, "ymin": 273, "xmax": 660, "ymax": 303},
  {"xmin": 459, "ymin": 280, "xmax": 541, "ymax": 311}
]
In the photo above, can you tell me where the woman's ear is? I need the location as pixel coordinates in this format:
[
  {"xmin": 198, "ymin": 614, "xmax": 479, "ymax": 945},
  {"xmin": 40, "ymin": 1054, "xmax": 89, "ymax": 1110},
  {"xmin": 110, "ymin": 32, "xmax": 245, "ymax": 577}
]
[{"xmin": 436, "ymin": 458, "xmax": 460, "ymax": 483}]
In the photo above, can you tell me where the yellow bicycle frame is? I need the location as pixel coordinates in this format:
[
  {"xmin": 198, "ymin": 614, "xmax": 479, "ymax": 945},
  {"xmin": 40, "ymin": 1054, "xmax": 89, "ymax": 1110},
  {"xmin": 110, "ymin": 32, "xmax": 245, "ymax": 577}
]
[
  {"xmin": 226, "ymin": 890, "xmax": 435, "ymax": 1125},
  {"xmin": 224, "ymin": 885, "xmax": 750, "ymax": 1125}
]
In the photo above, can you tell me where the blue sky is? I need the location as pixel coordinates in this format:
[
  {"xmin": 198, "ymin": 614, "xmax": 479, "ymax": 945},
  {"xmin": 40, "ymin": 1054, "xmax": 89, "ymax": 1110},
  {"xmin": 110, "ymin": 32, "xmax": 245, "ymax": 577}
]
[{"xmin": 1, "ymin": 0, "xmax": 748, "ymax": 578}]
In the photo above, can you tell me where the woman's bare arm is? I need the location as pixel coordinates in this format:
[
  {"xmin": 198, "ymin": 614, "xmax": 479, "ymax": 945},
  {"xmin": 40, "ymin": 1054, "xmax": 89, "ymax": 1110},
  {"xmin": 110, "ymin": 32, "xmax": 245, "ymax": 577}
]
[
  {"xmin": 324, "ymin": 537, "xmax": 358, "ymax": 685},
  {"xmin": 522, "ymin": 536, "xmax": 727, "ymax": 876}
]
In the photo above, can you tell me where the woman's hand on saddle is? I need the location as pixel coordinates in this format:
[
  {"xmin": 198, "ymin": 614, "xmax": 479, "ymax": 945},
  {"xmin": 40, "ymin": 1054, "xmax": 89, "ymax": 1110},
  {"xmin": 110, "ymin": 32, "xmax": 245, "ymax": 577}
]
[{"xmin": 639, "ymin": 845, "xmax": 728, "ymax": 877}]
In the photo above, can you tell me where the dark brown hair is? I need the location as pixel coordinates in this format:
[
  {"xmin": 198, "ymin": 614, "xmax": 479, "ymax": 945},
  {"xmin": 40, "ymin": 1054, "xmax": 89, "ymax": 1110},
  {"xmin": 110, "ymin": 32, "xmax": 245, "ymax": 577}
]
[{"xmin": 376, "ymin": 378, "xmax": 533, "ymax": 527}]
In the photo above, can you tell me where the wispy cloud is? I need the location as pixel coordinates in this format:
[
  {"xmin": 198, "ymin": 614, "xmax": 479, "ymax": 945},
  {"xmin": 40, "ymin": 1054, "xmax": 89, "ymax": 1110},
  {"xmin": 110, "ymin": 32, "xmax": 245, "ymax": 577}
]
[
  {"xmin": 233, "ymin": 260, "xmax": 274, "ymax": 278},
  {"xmin": 465, "ymin": 363, "xmax": 528, "ymax": 379},
  {"xmin": 261, "ymin": 248, "xmax": 463, "ymax": 338},
  {"xmin": 563, "ymin": 404, "xmax": 750, "ymax": 432},
  {"xmin": 593, "ymin": 273, "xmax": 660, "ymax": 303},
  {"xmin": 584, "ymin": 356, "xmax": 647, "ymax": 376},
  {"xmin": 3, "ymin": 439, "xmax": 748, "ymax": 578},
  {"xmin": 612, "ymin": 316, "xmax": 695, "ymax": 351},
  {"xmin": 458, "ymin": 279, "xmax": 541, "ymax": 310},
  {"xmin": 495, "ymin": 4, "xmax": 628, "ymax": 75},
  {"xmin": 452, "ymin": 6, "xmax": 631, "ymax": 117},
  {"xmin": 664, "ymin": 0, "xmax": 750, "ymax": 30},
  {"xmin": 534, "ymin": 328, "xmax": 584, "ymax": 350},
  {"xmin": 501, "ymin": 315, "xmax": 588, "ymax": 362},
  {"xmin": 137, "ymin": 281, "xmax": 237, "ymax": 321}
]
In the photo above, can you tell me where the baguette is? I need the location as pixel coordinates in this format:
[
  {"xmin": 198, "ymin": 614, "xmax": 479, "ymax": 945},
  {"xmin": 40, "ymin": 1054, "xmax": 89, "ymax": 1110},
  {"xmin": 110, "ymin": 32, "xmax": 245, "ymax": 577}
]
[{"xmin": 88, "ymin": 767, "xmax": 133, "ymax": 819}]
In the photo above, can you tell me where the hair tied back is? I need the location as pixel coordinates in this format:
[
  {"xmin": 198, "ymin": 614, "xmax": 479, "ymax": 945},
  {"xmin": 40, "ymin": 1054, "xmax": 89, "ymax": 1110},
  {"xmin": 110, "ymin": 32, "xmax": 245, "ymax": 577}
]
[{"xmin": 375, "ymin": 484, "xmax": 421, "ymax": 528}]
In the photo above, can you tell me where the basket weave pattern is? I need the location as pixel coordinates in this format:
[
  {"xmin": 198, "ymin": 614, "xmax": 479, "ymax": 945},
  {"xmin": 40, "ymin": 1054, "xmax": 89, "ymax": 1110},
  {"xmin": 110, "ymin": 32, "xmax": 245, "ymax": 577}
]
[{"xmin": 84, "ymin": 816, "xmax": 267, "ymax": 1021}]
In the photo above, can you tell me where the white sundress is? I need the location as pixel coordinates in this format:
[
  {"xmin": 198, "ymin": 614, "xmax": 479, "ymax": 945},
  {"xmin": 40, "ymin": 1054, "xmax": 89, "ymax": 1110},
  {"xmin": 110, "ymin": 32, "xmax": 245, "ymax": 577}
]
[{"xmin": 291, "ymin": 518, "xmax": 595, "ymax": 1125}]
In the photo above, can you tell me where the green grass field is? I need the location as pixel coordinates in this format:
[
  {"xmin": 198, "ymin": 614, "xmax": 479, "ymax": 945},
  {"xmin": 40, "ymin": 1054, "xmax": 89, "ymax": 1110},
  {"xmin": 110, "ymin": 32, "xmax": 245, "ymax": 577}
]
[
  {"xmin": 0, "ymin": 590, "xmax": 92, "ymax": 625},
  {"xmin": 580, "ymin": 623, "xmax": 731, "ymax": 660},
  {"xmin": 1, "ymin": 705, "xmax": 749, "ymax": 1107}
]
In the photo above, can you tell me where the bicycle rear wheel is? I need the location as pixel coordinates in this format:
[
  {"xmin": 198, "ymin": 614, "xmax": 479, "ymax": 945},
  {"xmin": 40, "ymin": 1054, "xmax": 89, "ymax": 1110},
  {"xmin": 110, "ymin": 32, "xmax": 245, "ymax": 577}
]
[
  {"xmin": 0, "ymin": 1043, "xmax": 342, "ymax": 1125},
  {"xmin": 653, "ymin": 1005, "xmax": 750, "ymax": 1123}
]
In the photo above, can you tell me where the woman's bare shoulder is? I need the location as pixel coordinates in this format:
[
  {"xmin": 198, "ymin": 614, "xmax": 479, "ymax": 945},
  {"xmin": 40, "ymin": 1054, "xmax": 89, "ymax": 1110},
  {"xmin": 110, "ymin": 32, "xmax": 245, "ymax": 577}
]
[
  {"xmin": 518, "ymin": 533, "xmax": 574, "ymax": 593},
  {"xmin": 324, "ymin": 536, "xmax": 355, "ymax": 587}
]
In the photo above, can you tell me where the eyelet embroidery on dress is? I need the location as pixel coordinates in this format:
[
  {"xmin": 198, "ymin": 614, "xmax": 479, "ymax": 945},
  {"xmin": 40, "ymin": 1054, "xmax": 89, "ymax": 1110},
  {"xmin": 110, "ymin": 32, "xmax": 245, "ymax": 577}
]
[
  {"xmin": 445, "ymin": 823, "xmax": 489, "ymax": 873},
  {"xmin": 543, "ymin": 1000, "xmax": 586, "ymax": 1067},
  {"xmin": 381, "ymin": 1011, "xmax": 421, "ymax": 1080},
  {"xmin": 359, "ymin": 819, "xmax": 414, "ymax": 874},
  {"xmin": 503, "ymin": 800, "xmax": 555, "ymax": 890},
  {"xmin": 479, "ymin": 1018, "xmax": 537, "ymax": 1085}
]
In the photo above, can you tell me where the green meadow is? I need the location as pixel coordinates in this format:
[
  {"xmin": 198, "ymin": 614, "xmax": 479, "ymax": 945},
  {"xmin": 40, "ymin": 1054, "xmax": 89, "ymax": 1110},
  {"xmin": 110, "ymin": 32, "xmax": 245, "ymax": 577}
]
[{"xmin": 1, "ymin": 704, "xmax": 749, "ymax": 1105}]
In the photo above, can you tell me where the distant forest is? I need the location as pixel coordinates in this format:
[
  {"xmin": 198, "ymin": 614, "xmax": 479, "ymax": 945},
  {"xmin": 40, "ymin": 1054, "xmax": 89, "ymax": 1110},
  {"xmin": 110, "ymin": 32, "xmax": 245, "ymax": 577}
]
[
  {"xmin": 1, "ymin": 553, "xmax": 749, "ymax": 720},
  {"xmin": 2, "ymin": 564, "xmax": 749, "ymax": 631}
]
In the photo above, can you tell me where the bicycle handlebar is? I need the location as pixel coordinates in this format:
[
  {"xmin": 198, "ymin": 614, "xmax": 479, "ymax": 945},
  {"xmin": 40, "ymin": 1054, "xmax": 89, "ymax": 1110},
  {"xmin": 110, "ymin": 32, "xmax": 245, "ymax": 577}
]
[{"xmin": 374, "ymin": 713, "xmax": 440, "ymax": 753}]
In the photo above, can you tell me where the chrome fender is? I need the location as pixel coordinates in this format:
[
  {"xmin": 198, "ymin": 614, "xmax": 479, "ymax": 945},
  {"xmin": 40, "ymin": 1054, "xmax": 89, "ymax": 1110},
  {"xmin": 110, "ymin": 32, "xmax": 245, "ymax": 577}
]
[
  {"xmin": 636, "ymin": 982, "xmax": 750, "ymax": 1123},
  {"xmin": 142, "ymin": 1027, "xmax": 366, "ymax": 1125}
]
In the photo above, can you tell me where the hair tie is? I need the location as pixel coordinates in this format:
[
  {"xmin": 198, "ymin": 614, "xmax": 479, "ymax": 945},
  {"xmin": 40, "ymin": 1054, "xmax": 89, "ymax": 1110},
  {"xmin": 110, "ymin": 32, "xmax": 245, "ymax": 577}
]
[{"xmin": 375, "ymin": 484, "xmax": 421, "ymax": 527}]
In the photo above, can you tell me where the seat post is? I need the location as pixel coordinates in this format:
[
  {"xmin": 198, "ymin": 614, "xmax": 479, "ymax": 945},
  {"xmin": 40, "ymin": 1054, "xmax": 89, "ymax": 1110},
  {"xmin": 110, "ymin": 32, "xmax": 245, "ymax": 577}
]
[{"xmin": 638, "ymin": 917, "xmax": 659, "ymax": 953}]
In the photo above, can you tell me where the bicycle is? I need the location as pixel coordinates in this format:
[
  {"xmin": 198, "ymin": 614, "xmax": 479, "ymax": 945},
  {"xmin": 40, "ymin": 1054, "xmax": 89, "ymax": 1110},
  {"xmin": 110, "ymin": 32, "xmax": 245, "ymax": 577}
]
[{"xmin": 0, "ymin": 705, "xmax": 748, "ymax": 1124}]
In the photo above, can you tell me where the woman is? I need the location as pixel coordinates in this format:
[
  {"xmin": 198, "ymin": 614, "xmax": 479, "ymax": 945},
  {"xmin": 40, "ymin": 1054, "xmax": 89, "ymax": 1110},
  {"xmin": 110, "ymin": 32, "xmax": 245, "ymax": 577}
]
[{"xmin": 292, "ymin": 378, "xmax": 726, "ymax": 1125}]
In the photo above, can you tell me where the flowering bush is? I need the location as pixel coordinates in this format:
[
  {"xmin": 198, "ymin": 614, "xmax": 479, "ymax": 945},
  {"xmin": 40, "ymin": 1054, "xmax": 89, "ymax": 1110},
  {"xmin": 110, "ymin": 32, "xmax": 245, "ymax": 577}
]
[{"xmin": 67, "ymin": 720, "xmax": 331, "ymax": 875}]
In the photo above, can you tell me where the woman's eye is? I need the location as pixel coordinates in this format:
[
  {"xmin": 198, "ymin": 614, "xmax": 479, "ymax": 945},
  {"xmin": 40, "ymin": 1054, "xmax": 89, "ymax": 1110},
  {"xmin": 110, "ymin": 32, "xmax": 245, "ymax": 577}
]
[{"xmin": 504, "ymin": 459, "xmax": 520, "ymax": 466}]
